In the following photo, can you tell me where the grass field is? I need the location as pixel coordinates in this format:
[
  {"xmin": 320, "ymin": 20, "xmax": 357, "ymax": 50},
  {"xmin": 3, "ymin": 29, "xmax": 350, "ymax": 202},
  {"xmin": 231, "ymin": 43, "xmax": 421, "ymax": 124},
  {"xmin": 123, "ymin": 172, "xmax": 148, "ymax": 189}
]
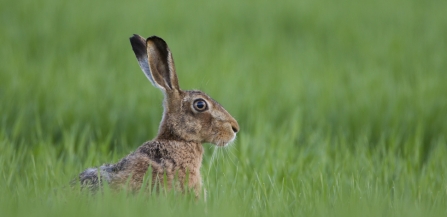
[{"xmin": 1, "ymin": 0, "xmax": 447, "ymax": 216}]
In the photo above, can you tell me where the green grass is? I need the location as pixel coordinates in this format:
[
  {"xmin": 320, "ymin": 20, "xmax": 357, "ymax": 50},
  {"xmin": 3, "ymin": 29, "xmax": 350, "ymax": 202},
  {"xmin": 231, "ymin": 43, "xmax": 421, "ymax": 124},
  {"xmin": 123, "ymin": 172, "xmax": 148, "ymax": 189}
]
[{"xmin": 1, "ymin": 0, "xmax": 447, "ymax": 216}]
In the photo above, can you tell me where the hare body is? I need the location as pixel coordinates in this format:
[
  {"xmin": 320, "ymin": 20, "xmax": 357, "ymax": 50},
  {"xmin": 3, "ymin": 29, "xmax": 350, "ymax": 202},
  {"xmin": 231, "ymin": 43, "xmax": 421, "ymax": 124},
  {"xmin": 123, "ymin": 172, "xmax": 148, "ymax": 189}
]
[
  {"xmin": 77, "ymin": 35, "xmax": 239, "ymax": 197},
  {"xmin": 80, "ymin": 140, "xmax": 203, "ymax": 194}
]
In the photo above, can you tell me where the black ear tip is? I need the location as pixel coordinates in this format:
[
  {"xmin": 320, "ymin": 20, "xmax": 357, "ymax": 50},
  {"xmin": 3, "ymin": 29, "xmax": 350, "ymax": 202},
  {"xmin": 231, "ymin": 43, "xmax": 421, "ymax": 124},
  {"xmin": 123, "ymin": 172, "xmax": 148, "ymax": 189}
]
[
  {"xmin": 129, "ymin": 34, "xmax": 143, "ymax": 44},
  {"xmin": 147, "ymin": 36, "xmax": 168, "ymax": 47},
  {"xmin": 148, "ymin": 35, "xmax": 163, "ymax": 41},
  {"xmin": 129, "ymin": 34, "xmax": 147, "ymax": 57},
  {"xmin": 147, "ymin": 35, "xmax": 168, "ymax": 52}
]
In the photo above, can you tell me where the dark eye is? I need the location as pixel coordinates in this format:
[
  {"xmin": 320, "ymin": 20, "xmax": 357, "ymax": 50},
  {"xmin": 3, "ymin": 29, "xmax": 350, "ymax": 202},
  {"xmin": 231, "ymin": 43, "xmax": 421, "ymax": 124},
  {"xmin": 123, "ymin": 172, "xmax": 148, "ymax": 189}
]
[{"xmin": 193, "ymin": 99, "xmax": 208, "ymax": 111}]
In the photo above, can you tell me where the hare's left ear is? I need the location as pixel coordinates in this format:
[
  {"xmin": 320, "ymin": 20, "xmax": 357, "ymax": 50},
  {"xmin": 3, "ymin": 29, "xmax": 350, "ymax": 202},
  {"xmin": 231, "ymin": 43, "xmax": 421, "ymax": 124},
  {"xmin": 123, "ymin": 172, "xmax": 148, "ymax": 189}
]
[{"xmin": 130, "ymin": 34, "xmax": 180, "ymax": 93}]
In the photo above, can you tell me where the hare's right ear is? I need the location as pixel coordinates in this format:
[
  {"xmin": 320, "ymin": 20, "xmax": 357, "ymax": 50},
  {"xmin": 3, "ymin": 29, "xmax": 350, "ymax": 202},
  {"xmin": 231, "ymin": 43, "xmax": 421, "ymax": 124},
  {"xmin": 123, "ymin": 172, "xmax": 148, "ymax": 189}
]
[{"xmin": 129, "ymin": 34, "xmax": 180, "ymax": 93}]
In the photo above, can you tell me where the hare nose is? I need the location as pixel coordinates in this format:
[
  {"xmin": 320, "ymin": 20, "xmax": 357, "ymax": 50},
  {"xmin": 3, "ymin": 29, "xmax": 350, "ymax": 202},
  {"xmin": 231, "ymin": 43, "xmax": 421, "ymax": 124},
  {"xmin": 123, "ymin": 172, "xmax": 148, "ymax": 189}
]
[{"xmin": 231, "ymin": 121, "xmax": 240, "ymax": 133}]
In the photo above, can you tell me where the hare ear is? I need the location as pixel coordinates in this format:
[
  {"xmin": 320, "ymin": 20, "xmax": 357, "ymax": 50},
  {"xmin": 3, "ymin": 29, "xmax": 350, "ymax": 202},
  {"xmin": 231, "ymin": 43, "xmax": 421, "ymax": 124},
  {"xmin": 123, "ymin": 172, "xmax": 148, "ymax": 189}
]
[{"xmin": 129, "ymin": 34, "xmax": 180, "ymax": 92}]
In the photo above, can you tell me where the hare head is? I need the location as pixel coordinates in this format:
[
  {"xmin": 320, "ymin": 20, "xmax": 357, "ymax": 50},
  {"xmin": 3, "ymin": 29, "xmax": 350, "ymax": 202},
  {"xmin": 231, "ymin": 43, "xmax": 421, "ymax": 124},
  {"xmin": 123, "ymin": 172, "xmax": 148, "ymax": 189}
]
[{"xmin": 130, "ymin": 35, "xmax": 239, "ymax": 147}]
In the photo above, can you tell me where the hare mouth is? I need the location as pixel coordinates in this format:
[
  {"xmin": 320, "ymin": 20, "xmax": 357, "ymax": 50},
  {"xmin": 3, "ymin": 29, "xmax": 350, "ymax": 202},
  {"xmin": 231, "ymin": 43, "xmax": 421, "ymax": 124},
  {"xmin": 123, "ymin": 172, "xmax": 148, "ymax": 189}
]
[
  {"xmin": 215, "ymin": 140, "xmax": 230, "ymax": 147},
  {"xmin": 227, "ymin": 134, "xmax": 237, "ymax": 146},
  {"xmin": 215, "ymin": 133, "xmax": 237, "ymax": 147},
  {"xmin": 217, "ymin": 142, "xmax": 230, "ymax": 147}
]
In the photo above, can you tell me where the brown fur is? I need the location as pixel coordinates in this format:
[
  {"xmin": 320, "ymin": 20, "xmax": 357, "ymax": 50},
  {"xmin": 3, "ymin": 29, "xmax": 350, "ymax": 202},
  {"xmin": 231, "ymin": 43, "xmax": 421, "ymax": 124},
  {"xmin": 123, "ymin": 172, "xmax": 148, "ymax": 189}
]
[{"xmin": 77, "ymin": 35, "xmax": 239, "ymax": 198}]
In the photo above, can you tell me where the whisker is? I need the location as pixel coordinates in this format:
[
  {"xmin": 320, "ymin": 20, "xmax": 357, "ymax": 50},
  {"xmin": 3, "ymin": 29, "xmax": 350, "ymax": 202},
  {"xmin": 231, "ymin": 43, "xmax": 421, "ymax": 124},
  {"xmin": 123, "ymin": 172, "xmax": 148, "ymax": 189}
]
[
  {"xmin": 207, "ymin": 146, "xmax": 219, "ymax": 176},
  {"xmin": 225, "ymin": 146, "xmax": 238, "ymax": 167}
]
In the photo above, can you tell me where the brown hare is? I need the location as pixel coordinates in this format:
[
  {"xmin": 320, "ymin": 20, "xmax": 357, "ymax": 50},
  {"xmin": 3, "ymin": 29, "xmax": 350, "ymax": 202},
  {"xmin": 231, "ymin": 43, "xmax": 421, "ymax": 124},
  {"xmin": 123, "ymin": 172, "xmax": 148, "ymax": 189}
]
[{"xmin": 77, "ymin": 35, "xmax": 239, "ymax": 198}]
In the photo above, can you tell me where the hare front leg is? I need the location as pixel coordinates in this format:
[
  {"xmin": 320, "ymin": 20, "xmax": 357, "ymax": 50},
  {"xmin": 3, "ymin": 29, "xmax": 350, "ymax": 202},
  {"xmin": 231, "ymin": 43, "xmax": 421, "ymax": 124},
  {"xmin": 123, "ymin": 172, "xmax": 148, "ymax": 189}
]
[{"xmin": 176, "ymin": 169, "xmax": 202, "ymax": 198}]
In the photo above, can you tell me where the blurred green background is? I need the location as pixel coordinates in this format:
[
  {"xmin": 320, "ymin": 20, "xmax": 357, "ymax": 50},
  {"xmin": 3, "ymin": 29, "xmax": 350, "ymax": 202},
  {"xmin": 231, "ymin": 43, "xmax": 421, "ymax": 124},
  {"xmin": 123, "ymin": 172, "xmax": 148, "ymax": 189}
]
[{"xmin": 1, "ymin": 0, "xmax": 446, "ymax": 216}]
